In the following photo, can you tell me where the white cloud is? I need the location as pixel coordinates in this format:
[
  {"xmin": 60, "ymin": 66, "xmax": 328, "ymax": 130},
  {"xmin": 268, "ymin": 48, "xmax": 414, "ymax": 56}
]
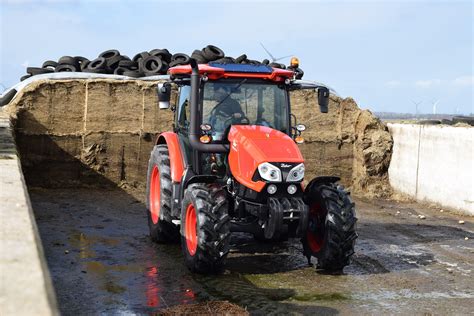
[
  {"xmin": 415, "ymin": 79, "xmax": 442, "ymax": 88},
  {"xmin": 414, "ymin": 76, "xmax": 473, "ymax": 88},
  {"xmin": 385, "ymin": 80, "xmax": 401, "ymax": 87},
  {"xmin": 452, "ymin": 75, "xmax": 473, "ymax": 87}
]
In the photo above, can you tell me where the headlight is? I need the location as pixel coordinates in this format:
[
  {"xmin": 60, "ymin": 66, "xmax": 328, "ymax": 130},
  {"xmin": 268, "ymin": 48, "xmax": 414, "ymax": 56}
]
[
  {"xmin": 286, "ymin": 163, "xmax": 305, "ymax": 182},
  {"xmin": 258, "ymin": 162, "xmax": 282, "ymax": 182}
]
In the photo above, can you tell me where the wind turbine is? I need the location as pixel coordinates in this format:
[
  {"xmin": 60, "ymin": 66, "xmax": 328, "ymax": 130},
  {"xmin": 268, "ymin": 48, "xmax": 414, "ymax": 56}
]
[
  {"xmin": 431, "ymin": 100, "xmax": 440, "ymax": 115},
  {"xmin": 259, "ymin": 43, "xmax": 293, "ymax": 63},
  {"xmin": 411, "ymin": 99, "xmax": 423, "ymax": 118}
]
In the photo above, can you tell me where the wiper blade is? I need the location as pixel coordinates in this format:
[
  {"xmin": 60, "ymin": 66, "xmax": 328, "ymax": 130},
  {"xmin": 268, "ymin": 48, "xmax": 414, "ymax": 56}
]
[{"xmin": 213, "ymin": 78, "xmax": 247, "ymax": 110}]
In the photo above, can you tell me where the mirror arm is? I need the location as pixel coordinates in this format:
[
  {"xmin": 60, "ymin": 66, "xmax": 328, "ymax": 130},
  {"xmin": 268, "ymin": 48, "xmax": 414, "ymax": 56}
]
[{"xmin": 157, "ymin": 82, "xmax": 172, "ymax": 109}]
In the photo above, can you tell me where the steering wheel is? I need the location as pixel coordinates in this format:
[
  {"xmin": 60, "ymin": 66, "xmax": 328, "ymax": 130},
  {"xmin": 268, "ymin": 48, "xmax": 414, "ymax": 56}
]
[
  {"xmin": 224, "ymin": 113, "xmax": 250, "ymax": 126},
  {"xmin": 210, "ymin": 103, "xmax": 250, "ymax": 125}
]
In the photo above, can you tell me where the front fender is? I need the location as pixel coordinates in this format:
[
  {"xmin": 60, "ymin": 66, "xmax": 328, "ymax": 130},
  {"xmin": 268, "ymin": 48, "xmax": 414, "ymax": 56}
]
[
  {"xmin": 303, "ymin": 176, "xmax": 340, "ymax": 204},
  {"xmin": 155, "ymin": 132, "xmax": 185, "ymax": 183}
]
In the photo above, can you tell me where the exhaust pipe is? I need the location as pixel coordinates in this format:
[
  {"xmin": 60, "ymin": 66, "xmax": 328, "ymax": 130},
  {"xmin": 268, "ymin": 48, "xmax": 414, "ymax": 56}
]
[{"xmin": 188, "ymin": 59, "xmax": 228, "ymax": 153}]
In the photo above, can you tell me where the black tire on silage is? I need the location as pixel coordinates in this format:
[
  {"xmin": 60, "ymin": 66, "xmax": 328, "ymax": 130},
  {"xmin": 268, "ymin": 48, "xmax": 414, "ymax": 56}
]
[
  {"xmin": 58, "ymin": 56, "xmax": 79, "ymax": 68},
  {"xmin": 181, "ymin": 183, "xmax": 230, "ymax": 274},
  {"xmin": 235, "ymin": 54, "xmax": 247, "ymax": 63},
  {"xmin": 146, "ymin": 144, "xmax": 180, "ymax": 243},
  {"xmin": 118, "ymin": 60, "xmax": 137, "ymax": 68},
  {"xmin": 0, "ymin": 89, "xmax": 17, "ymax": 107},
  {"xmin": 452, "ymin": 116, "xmax": 474, "ymax": 126},
  {"xmin": 202, "ymin": 45, "xmax": 225, "ymax": 61},
  {"xmin": 123, "ymin": 70, "xmax": 143, "ymax": 78},
  {"xmin": 149, "ymin": 49, "xmax": 172, "ymax": 63},
  {"xmin": 42, "ymin": 60, "xmax": 58, "ymax": 69},
  {"xmin": 302, "ymin": 183, "xmax": 357, "ymax": 271},
  {"xmin": 190, "ymin": 50, "xmax": 208, "ymax": 64},
  {"xmin": 55, "ymin": 64, "xmax": 78, "ymax": 72},
  {"xmin": 27, "ymin": 67, "xmax": 54, "ymax": 75},
  {"xmin": 419, "ymin": 119, "xmax": 441, "ymax": 125},
  {"xmin": 99, "ymin": 49, "xmax": 120, "ymax": 59},
  {"xmin": 20, "ymin": 74, "xmax": 32, "ymax": 81}
]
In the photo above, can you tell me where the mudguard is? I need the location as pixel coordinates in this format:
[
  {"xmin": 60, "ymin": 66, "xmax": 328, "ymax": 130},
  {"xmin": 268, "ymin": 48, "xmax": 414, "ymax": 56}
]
[
  {"xmin": 303, "ymin": 176, "xmax": 340, "ymax": 204},
  {"xmin": 155, "ymin": 132, "xmax": 185, "ymax": 183}
]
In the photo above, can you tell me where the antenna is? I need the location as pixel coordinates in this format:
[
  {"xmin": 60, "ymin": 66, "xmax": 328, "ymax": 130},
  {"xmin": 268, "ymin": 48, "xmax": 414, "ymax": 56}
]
[{"xmin": 259, "ymin": 42, "xmax": 293, "ymax": 62}]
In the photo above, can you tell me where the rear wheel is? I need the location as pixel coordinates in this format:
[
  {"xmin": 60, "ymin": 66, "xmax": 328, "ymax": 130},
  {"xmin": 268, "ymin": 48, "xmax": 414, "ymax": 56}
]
[
  {"xmin": 181, "ymin": 183, "xmax": 230, "ymax": 273},
  {"xmin": 302, "ymin": 183, "xmax": 357, "ymax": 271},
  {"xmin": 146, "ymin": 145, "xmax": 179, "ymax": 243}
]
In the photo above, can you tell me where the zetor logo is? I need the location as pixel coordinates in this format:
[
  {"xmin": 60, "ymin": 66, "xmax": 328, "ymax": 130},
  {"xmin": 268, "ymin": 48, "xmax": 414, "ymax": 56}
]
[{"xmin": 280, "ymin": 163, "xmax": 292, "ymax": 168}]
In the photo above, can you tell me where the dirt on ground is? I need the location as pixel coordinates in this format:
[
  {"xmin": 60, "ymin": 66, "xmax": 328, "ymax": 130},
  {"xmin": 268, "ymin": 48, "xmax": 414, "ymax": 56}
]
[
  {"xmin": 158, "ymin": 301, "xmax": 248, "ymax": 315},
  {"xmin": 30, "ymin": 186, "xmax": 473, "ymax": 315},
  {"xmin": 6, "ymin": 79, "xmax": 392, "ymax": 198}
]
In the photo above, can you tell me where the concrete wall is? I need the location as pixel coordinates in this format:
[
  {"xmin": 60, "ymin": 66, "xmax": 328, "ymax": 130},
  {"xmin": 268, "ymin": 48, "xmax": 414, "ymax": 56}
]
[
  {"xmin": 0, "ymin": 111, "xmax": 58, "ymax": 315},
  {"xmin": 388, "ymin": 123, "xmax": 474, "ymax": 215}
]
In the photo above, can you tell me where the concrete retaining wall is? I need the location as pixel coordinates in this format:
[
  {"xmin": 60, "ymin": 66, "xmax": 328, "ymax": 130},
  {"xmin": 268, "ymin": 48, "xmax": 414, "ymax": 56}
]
[
  {"xmin": 0, "ymin": 111, "xmax": 58, "ymax": 315},
  {"xmin": 388, "ymin": 123, "xmax": 474, "ymax": 215}
]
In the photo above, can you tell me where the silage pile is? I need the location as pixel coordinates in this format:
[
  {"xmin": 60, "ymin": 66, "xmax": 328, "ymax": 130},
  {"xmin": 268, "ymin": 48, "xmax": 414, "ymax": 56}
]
[
  {"xmin": 291, "ymin": 90, "xmax": 393, "ymax": 197},
  {"xmin": 5, "ymin": 79, "xmax": 392, "ymax": 198}
]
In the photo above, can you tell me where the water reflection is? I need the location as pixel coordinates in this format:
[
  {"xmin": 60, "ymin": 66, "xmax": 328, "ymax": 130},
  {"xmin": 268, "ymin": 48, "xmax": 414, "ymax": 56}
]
[{"xmin": 145, "ymin": 266, "xmax": 161, "ymax": 308}]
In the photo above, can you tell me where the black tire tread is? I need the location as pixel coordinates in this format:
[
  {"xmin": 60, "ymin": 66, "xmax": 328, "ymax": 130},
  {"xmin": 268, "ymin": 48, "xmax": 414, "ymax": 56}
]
[
  {"xmin": 303, "ymin": 183, "xmax": 357, "ymax": 271},
  {"xmin": 146, "ymin": 144, "xmax": 179, "ymax": 243},
  {"xmin": 181, "ymin": 183, "xmax": 230, "ymax": 273}
]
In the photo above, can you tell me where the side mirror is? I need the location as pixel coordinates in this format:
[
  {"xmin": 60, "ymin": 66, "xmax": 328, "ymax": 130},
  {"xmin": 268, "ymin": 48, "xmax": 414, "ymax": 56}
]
[
  {"xmin": 317, "ymin": 87, "xmax": 329, "ymax": 113},
  {"xmin": 157, "ymin": 82, "xmax": 171, "ymax": 109}
]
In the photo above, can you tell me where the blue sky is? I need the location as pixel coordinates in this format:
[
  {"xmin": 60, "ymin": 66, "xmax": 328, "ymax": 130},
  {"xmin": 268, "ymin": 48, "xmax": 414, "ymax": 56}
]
[{"xmin": 1, "ymin": 0, "xmax": 472, "ymax": 114}]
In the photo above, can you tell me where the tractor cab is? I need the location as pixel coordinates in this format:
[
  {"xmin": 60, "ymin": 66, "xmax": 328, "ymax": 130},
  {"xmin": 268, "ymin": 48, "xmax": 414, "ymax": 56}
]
[{"xmin": 164, "ymin": 62, "xmax": 329, "ymax": 176}]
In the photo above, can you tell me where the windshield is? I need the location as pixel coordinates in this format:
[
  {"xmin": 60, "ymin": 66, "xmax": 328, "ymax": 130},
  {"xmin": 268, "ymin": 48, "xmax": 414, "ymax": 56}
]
[{"xmin": 202, "ymin": 81, "xmax": 289, "ymax": 140}]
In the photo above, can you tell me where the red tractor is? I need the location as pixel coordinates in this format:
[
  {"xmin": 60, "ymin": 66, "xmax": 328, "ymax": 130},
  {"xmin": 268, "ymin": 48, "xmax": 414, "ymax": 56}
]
[{"xmin": 146, "ymin": 59, "xmax": 357, "ymax": 273}]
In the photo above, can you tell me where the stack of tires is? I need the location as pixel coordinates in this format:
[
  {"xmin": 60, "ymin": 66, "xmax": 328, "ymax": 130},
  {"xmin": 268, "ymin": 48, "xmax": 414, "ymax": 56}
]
[{"xmin": 19, "ymin": 44, "xmax": 305, "ymax": 81}]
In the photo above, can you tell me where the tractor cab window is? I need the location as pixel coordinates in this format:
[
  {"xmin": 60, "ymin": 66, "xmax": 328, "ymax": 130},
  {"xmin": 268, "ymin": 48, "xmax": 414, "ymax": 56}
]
[
  {"xmin": 177, "ymin": 85, "xmax": 191, "ymax": 129},
  {"xmin": 202, "ymin": 81, "xmax": 288, "ymax": 141}
]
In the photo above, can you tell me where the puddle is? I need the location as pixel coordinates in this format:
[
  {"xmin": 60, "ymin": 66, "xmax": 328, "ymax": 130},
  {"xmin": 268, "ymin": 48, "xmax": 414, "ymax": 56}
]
[
  {"xmin": 292, "ymin": 292, "xmax": 350, "ymax": 302},
  {"xmin": 68, "ymin": 230, "xmax": 120, "ymax": 259},
  {"xmin": 354, "ymin": 289, "xmax": 474, "ymax": 300}
]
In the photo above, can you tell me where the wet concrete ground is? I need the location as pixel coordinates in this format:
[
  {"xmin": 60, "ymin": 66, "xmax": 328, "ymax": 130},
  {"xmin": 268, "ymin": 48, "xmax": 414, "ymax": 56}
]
[{"xmin": 30, "ymin": 187, "xmax": 474, "ymax": 315}]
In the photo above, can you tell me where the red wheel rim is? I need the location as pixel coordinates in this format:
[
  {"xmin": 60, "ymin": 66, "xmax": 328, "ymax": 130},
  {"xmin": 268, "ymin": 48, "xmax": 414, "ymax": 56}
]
[
  {"xmin": 150, "ymin": 165, "xmax": 160, "ymax": 224},
  {"xmin": 185, "ymin": 204, "xmax": 198, "ymax": 256},
  {"xmin": 306, "ymin": 203, "xmax": 325, "ymax": 253}
]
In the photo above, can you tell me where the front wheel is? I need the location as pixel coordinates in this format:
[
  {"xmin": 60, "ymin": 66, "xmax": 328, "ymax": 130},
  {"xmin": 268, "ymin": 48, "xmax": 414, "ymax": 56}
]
[
  {"xmin": 302, "ymin": 182, "xmax": 358, "ymax": 271},
  {"xmin": 181, "ymin": 183, "xmax": 230, "ymax": 273}
]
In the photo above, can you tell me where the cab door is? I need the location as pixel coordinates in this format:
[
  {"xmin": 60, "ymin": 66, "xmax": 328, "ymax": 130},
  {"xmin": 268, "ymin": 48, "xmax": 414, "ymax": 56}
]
[{"xmin": 175, "ymin": 85, "xmax": 192, "ymax": 166}]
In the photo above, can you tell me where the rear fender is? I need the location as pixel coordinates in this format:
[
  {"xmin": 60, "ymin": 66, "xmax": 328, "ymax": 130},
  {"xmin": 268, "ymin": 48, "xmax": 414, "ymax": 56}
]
[
  {"xmin": 303, "ymin": 176, "xmax": 340, "ymax": 204},
  {"xmin": 155, "ymin": 132, "xmax": 185, "ymax": 183}
]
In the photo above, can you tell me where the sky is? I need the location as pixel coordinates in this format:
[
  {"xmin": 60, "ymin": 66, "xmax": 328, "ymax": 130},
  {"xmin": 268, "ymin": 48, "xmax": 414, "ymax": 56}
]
[{"xmin": 0, "ymin": 0, "xmax": 473, "ymax": 114}]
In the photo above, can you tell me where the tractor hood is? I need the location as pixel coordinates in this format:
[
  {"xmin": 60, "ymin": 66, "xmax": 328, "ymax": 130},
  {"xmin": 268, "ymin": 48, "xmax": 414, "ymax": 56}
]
[{"xmin": 227, "ymin": 125, "xmax": 304, "ymax": 192}]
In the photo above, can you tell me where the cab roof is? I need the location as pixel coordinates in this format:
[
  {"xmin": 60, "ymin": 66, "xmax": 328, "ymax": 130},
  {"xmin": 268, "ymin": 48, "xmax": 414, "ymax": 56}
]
[{"xmin": 168, "ymin": 63, "xmax": 294, "ymax": 82}]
